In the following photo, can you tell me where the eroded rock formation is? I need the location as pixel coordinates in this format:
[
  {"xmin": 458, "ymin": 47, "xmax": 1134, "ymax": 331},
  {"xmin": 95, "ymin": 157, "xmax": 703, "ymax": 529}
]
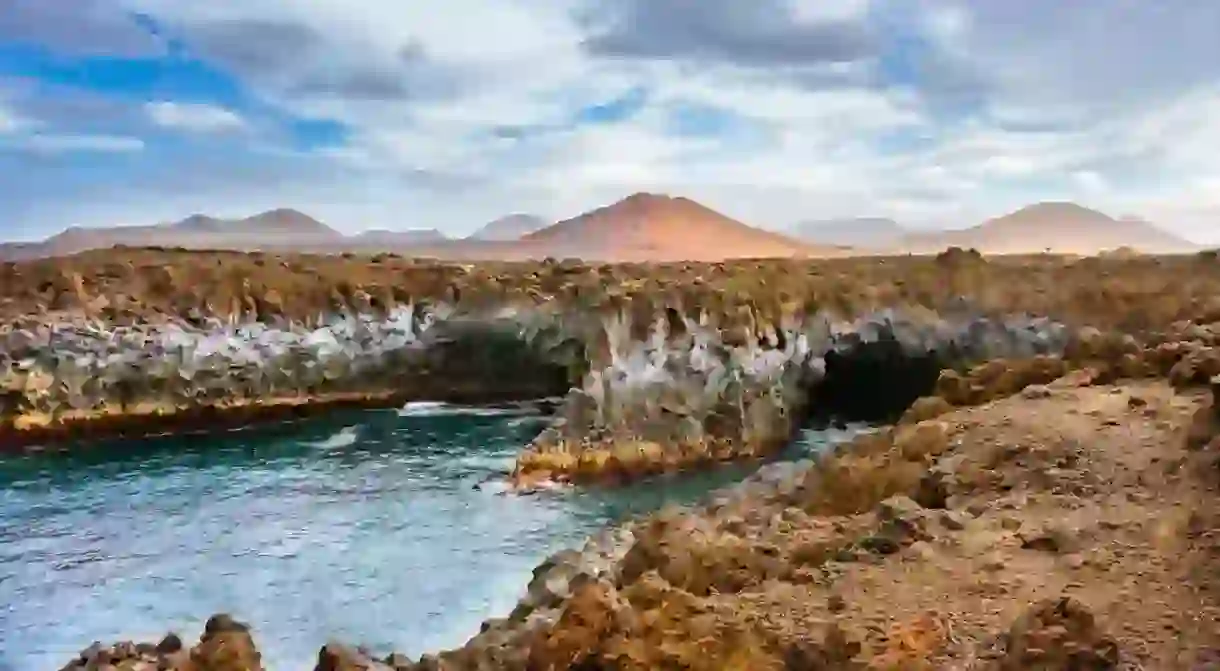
[{"xmin": 36, "ymin": 249, "xmax": 1220, "ymax": 670}]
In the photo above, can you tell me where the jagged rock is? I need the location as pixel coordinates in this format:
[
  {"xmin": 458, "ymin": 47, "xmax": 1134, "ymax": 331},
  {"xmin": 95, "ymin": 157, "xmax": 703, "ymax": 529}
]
[
  {"xmin": 998, "ymin": 597, "xmax": 1119, "ymax": 669},
  {"xmin": 314, "ymin": 643, "xmax": 393, "ymax": 671},
  {"xmin": 1018, "ymin": 521, "xmax": 1082, "ymax": 554},
  {"xmin": 1185, "ymin": 375, "xmax": 1220, "ymax": 450},
  {"xmin": 156, "ymin": 633, "xmax": 184, "ymax": 655},
  {"xmin": 191, "ymin": 614, "xmax": 263, "ymax": 671},
  {"xmin": 899, "ymin": 395, "xmax": 954, "ymax": 424}
]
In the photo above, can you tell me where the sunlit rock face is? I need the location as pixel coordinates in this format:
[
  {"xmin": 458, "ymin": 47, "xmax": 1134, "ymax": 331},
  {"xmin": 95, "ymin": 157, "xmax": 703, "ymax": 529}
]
[
  {"xmin": 0, "ymin": 303, "xmax": 575, "ymax": 436},
  {"xmin": 1, "ymin": 291, "xmax": 1070, "ymax": 475},
  {"xmin": 512, "ymin": 304, "xmax": 1072, "ymax": 485}
]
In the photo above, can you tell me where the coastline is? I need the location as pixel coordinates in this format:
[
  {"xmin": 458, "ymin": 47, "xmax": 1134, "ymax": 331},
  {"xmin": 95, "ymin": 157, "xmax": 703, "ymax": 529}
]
[
  {"xmin": 4, "ymin": 248, "xmax": 1219, "ymax": 668},
  {"xmin": 0, "ymin": 382, "xmax": 562, "ymax": 453},
  {"xmin": 54, "ymin": 367, "xmax": 1220, "ymax": 670}
]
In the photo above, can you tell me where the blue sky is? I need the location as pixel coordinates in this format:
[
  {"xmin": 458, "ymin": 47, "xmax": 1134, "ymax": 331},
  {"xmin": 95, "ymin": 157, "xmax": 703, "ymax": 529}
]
[{"xmin": 2, "ymin": 1, "xmax": 1220, "ymax": 242}]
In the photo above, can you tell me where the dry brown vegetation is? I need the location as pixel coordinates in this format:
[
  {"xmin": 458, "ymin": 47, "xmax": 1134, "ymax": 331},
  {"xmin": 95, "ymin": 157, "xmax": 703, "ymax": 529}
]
[
  {"xmin": 3, "ymin": 246, "xmax": 1220, "ymax": 333},
  {"xmin": 26, "ymin": 245, "xmax": 1220, "ymax": 669}
]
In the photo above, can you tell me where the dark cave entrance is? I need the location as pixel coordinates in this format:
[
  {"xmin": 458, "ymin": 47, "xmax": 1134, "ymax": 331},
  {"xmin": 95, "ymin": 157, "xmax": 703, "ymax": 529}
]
[{"xmin": 804, "ymin": 336, "xmax": 947, "ymax": 426}]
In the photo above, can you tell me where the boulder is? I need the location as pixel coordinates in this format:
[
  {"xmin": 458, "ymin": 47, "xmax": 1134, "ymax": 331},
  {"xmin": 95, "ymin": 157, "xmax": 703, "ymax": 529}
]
[{"xmin": 191, "ymin": 614, "xmax": 263, "ymax": 671}]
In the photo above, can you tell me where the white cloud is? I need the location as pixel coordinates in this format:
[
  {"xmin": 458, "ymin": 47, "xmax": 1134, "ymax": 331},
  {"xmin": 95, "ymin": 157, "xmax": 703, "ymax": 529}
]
[
  {"xmin": 4, "ymin": 0, "xmax": 1220, "ymax": 245},
  {"xmin": 0, "ymin": 105, "xmax": 21, "ymax": 134},
  {"xmin": 145, "ymin": 101, "xmax": 246, "ymax": 132},
  {"xmin": 21, "ymin": 134, "xmax": 146, "ymax": 153},
  {"xmin": 0, "ymin": 101, "xmax": 37, "ymax": 135}
]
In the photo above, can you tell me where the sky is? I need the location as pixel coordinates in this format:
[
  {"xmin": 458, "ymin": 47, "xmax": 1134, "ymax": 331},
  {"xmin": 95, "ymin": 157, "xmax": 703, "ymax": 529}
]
[{"xmin": 1, "ymin": 1, "xmax": 1219, "ymax": 242}]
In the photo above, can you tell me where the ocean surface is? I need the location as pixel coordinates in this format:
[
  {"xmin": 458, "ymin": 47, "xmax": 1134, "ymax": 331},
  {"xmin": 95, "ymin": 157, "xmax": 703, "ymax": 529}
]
[{"xmin": 0, "ymin": 403, "xmax": 863, "ymax": 670}]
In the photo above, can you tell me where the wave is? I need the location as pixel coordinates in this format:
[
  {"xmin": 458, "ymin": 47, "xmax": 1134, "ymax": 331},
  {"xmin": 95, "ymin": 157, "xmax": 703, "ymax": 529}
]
[
  {"xmin": 397, "ymin": 402, "xmax": 546, "ymax": 418},
  {"xmin": 306, "ymin": 426, "xmax": 361, "ymax": 449}
]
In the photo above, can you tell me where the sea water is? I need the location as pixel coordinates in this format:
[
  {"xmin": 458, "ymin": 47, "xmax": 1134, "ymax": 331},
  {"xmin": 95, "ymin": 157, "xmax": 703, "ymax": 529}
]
[{"xmin": 0, "ymin": 405, "xmax": 861, "ymax": 670}]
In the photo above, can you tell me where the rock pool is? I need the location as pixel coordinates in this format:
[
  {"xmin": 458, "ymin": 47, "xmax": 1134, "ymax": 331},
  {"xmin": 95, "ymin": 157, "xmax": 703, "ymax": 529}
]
[{"xmin": 0, "ymin": 403, "xmax": 863, "ymax": 670}]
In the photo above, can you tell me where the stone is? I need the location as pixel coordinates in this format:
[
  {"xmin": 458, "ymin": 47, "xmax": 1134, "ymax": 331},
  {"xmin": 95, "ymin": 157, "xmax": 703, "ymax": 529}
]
[
  {"xmin": 154, "ymin": 634, "xmax": 183, "ymax": 655},
  {"xmin": 940, "ymin": 510, "xmax": 971, "ymax": 531},
  {"xmin": 877, "ymin": 495, "xmax": 924, "ymax": 523},
  {"xmin": 1020, "ymin": 384, "xmax": 1053, "ymax": 400},
  {"xmin": 191, "ymin": 614, "xmax": 263, "ymax": 671},
  {"xmin": 382, "ymin": 652, "xmax": 413, "ymax": 670},
  {"xmin": 315, "ymin": 643, "xmax": 393, "ymax": 671},
  {"xmin": 1018, "ymin": 522, "xmax": 1081, "ymax": 554},
  {"xmin": 907, "ymin": 540, "xmax": 937, "ymax": 561},
  {"xmin": 860, "ymin": 534, "xmax": 902, "ymax": 555},
  {"xmin": 982, "ymin": 552, "xmax": 1007, "ymax": 572},
  {"xmin": 1000, "ymin": 597, "xmax": 1120, "ymax": 669},
  {"xmin": 899, "ymin": 395, "xmax": 954, "ymax": 424}
]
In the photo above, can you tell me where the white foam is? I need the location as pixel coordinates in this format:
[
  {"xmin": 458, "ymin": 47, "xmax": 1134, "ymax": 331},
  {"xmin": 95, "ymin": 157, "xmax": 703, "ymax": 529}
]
[
  {"xmin": 454, "ymin": 454, "xmax": 518, "ymax": 471},
  {"xmin": 308, "ymin": 425, "xmax": 360, "ymax": 449},
  {"xmin": 397, "ymin": 402, "xmax": 544, "ymax": 418}
]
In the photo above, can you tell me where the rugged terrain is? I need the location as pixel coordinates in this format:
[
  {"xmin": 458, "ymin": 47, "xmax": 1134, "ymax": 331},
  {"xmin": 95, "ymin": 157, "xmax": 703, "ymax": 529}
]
[
  {"xmin": 10, "ymin": 245, "xmax": 1219, "ymax": 668},
  {"xmin": 58, "ymin": 366, "xmax": 1220, "ymax": 670},
  {"xmin": 5, "ymin": 247, "xmax": 1220, "ymax": 465}
]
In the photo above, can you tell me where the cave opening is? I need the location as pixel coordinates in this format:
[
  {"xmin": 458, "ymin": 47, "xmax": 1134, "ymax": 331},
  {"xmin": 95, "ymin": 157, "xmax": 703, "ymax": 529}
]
[{"xmin": 804, "ymin": 336, "xmax": 947, "ymax": 426}]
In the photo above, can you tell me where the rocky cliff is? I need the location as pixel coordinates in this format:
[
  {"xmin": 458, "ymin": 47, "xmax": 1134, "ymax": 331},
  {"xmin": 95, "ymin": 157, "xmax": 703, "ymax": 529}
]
[{"xmin": 36, "ymin": 247, "xmax": 1220, "ymax": 669}]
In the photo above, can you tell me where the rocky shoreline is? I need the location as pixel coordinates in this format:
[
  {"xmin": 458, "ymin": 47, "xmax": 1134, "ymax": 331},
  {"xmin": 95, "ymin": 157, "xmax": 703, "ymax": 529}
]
[
  {"xmin": 0, "ymin": 309, "xmax": 575, "ymax": 451},
  {"xmin": 6, "ymin": 248, "xmax": 1220, "ymax": 668},
  {"xmin": 58, "ymin": 361, "xmax": 1220, "ymax": 669}
]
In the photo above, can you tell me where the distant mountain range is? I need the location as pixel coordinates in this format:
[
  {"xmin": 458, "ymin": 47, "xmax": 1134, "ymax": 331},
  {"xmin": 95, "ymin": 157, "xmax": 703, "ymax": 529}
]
[
  {"xmin": 0, "ymin": 198, "xmax": 1202, "ymax": 263},
  {"xmin": 467, "ymin": 214, "xmax": 549, "ymax": 241},
  {"xmin": 791, "ymin": 217, "xmax": 905, "ymax": 248},
  {"xmin": 790, "ymin": 203, "xmax": 1195, "ymax": 256},
  {"xmin": 892, "ymin": 202, "xmax": 1192, "ymax": 255}
]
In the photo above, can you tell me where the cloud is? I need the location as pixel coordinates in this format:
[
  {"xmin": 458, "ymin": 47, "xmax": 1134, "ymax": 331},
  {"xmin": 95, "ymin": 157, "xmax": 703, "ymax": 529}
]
[
  {"xmin": 0, "ymin": 0, "xmax": 162, "ymax": 57},
  {"xmin": 145, "ymin": 101, "xmax": 246, "ymax": 132},
  {"xmin": 17, "ymin": 134, "xmax": 145, "ymax": 153},
  {"xmin": 581, "ymin": 0, "xmax": 876, "ymax": 68},
  {"xmin": 0, "ymin": 91, "xmax": 145, "ymax": 155},
  {"xmin": 0, "ymin": 102, "xmax": 26, "ymax": 134},
  {"xmin": 2, "ymin": 0, "xmax": 1220, "ymax": 246}
]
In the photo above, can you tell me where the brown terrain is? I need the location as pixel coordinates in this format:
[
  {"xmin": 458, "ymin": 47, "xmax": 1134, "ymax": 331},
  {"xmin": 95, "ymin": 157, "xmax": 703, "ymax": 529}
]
[
  {"xmin": 467, "ymin": 213, "xmax": 550, "ymax": 241},
  {"xmin": 1, "ymin": 197, "xmax": 1202, "ymax": 264},
  {"xmin": 521, "ymin": 192, "xmax": 826, "ymax": 261},
  {"xmin": 791, "ymin": 203, "xmax": 1199, "ymax": 256},
  {"xmin": 0, "ymin": 193, "xmax": 829, "ymax": 263},
  {"xmin": 6, "ymin": 245, "xmax": 1220, "ymax": 669},
  {"xmin": 58, "ymin": 359, "xmax": 1220, "ymax": 669},
  {"xmin": 893, "ymin": 202, "xmax": 1194, "ymax": 256}
]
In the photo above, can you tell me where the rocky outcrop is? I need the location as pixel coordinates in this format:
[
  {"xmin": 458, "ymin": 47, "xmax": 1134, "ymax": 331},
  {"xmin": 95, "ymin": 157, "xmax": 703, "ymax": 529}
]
[
  {"xmin": 367, "ymin": 375, "xmax": 1217, "ymax": 670},
  {"xmin": 511, "ymin": 308, "xmax": 1071, "ymax": 487},
  {"xmin": 59, "ymin": 614, "xmax": 262, "ymax": 671},
  {"xmin": 997, "ymin": 597, "xmax": 1120, "ymax": 669},
  {"xmin": 0, "ymin": 305, "xmax": 577, "ymax": 448},
  {"xmin": 41, "ymin": 250, "xmax": 1220, "ymax": 670}
]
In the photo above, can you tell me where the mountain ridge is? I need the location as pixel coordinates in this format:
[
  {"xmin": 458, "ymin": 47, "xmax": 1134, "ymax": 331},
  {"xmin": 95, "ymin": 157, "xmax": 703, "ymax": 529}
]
[
  {"xmin": 0, "ymin": 199, "xmax": 1201, "ymax": 262},
  {"xmin": 468, "ymin": 214, "xmax": 549, "ymax": 241},
  {"xmin": 892, "ymin": 202, "xmax": 1193, "ymax": 255},
  {"xmin": 522, "ymin": 192, "xmax": 827, "ymax": 261}
]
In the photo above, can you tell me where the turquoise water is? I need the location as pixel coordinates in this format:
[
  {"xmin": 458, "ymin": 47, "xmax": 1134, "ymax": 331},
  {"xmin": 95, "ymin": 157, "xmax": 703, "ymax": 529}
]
[{"xmin": 0, "ymin": 405, "xmax": 860, "ymax": 670}]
